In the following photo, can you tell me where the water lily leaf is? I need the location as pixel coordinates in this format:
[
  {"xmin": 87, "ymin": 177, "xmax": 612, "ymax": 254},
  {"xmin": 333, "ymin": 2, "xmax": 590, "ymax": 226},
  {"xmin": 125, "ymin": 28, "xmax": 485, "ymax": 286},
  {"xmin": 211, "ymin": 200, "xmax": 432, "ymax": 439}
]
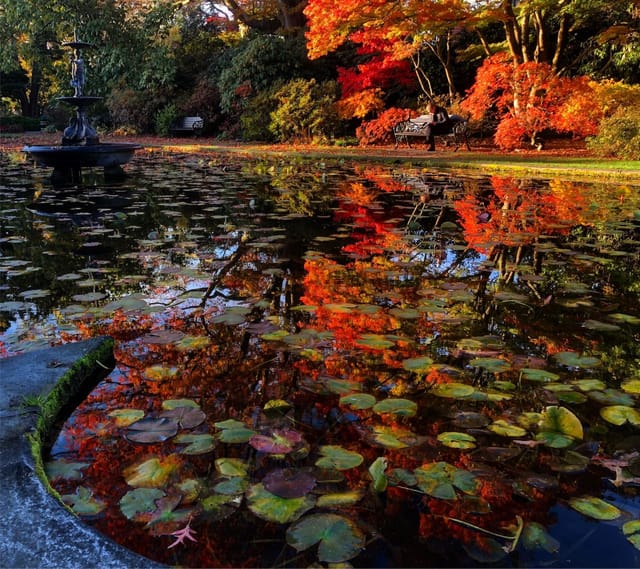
[
  {"xmin": 215, "ymin": 458, "xmax": 248, "ymax": 477},
  {"xmin": 144, "ymin": 365, "xmax": 180, "ymax": 381},
  {"xmin": 214, "ymin": 418, "xmax": 246, "ymax": 430},
  {"xmin": 621, "ymin": 379, "xmax": 640, "ymax": 394},
  {"xmin": 521, "ymin": 522, "xmax": 560, "ymax": 552},
  {"xmin": 536, "ymin": 406, "xmax": 583, "ymax": 448},
  {"xmin": 212, "ymin": 310, "xmax": 249, "ymax": 325},
  {"xmin": 517, "ymin": 412, "xmax": 542, "ymax": 429},
  {"xmin": 463, "ymin": 536, "xmax": 508, "ymax": 563},
  {"xmin": 246, "ymin": 483, "xmax": 315, "ymax": 523},
  {"xmin": 261, "ymin": 329, "xmax": 289, "ymax": 341},
  {"xmin": 623, "ymin": 520, "xmax": 640, "ymax": 551},
  {"xmin": 488, "ymin": 419, "xmax": 527, "ymax": 438},
  {"xmin": 452, "ymin": 411, "xmax": 490, "ymax": 429},
  {"xmin": 389, "ymin": 307, "xmax": 421, "ymax": 319},
  {"xmin": 20, "ymin": 289, "xmax": 51, "ymax": 299},
  {"xmin": 582, "ymin": 319, "xmax": 620, "ymax": 332},
  {"xmin": 174, "ymin": 433, "xmax": 215, "ymax": 454},
  {"xmin": 608, "ymin": 313, "xmax": 640, "ymax": 325},
  {"xmin": 214, "ymin": 477, "xmax": 249, "ymax": 495},
  {"xmin": 250, "ymin": 429, "xmax": 303, "ymax": 454},
  {"xmin": 263, "ymin": 399, "xmax": 292, "ymax": 418},
  {"xmin": 569, "ymin": 496, "xmax": 622, "ymax": 520},
  {"xmin": 339, "ymin": 392, "xmax": 376, "ymax": 410},
  {"xmin": 174, "ymin": 334, "xmax": 211, "ymax": 350},
  {"xmin": 218, "ymin": 427, "xmax": 256, "ymax": 443},
  {"xmin": 520, "ymin": 368, "xmax": 560, "ymax": 383},
  {"xmin": 71, "ymin": 292, "xmax": 105, "ymax": 303},
  {"xmin": 431, "ymin": 382, "xmax": 475, "ymax": 399},
  {"xmin": 123, "ymin": 455, "xmax": 182, "ymax": 488},
  {"xmin": 437, "ymin": 431, "xmax": 477, "ymax": 449},
  {"xmin": 402, "ymin": 356, "xmax": 434, "ymax": 373},
  {"xmin": 317, "ymin": 490, "xmax": 364, "ymax": 508},
  {"xmin": 324, "ymin": 378, "xmax": 362, "ymax": 394},
  {"xmin": 549, "ymin": 450, "xmax": 590, "ymax": 473},
  {"xmin": 119, "ymin": 488, "xmax": 165, "ymax": 520},
  {"xmin": 388, "ymin": 468, "xmax": 417, "ymax": 487},
  {"xmin": 355, "ymin": 334, "xmax": 395, "ymax": 350},
  {"xmin": 369, "ymin": 457, "xmax": 388, "ymax": 492},
  {"xmin": 286, "ymin": 513, "xmax": 366, "ymax": 563},
  {"xmin": 263, "ymin": 468, "xmax": 316, "ymax": 498},
  {"xmin": 555, "ymin": 390, "xmax": 588, "ymax": 404},
  {"xmin": 160, "ymin": 407, "xmax": 206, "ymax": 429},
  {"xmin": 45, "ymin": 460, "xmax": 90, "ymax": 481},
  {"xmin": 588, "ymin": 389, "xmax": 634, "ymax": 406},
  {"xmin": 553, "ymin": 351, "xmax": 601, "ymax": 369},
  {"xmin": 61, "ymin": 486, "xmax": 105, "ymax": 516},
  {"xmin": 472, "ymin": 446, "xmax": 522, "ymax": 463},
  {"xmin": 600, "ymin": 405, "xmax": 640, "ymax": 426},
  {"xmin": 373, "ymin": 398, "xmax": 417, "ymax": 417},
  {"xmin": 414, "ymin": 462, "xmax": 478, "ymax": 499},
  {"xmin": 469, "ymin": 357, "xmax": 512, "ymax": 373},
  {"xmin": 108, "ymin": 408, "xmax": 145, "ymax": 427},
  {"xmin": 125, "ymin": 417, "xmax": 179, "ymax": 444},
  {"xmin": 200, "ymin": 493, "xmax": 241, "ymax": 521},
  {"xmin": 571, "ymin": 379, "xmax": 606, "ymax": 391},
  {"xmin": 316, "ymin": 445, "xmax": 363, "ymax": 470},
  {"xmin": 141, "ymin": 329, "xmax": 185, "ymax": 344}
]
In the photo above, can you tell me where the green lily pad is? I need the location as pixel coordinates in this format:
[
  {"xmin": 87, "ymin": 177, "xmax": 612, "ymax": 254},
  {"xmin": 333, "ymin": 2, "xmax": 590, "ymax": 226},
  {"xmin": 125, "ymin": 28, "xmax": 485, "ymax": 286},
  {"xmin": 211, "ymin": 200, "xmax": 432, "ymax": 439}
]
[
  {"xmin": 369, "ymin": 457, "xmax": 388, "ymax": 493},
  {"xmin": 569, "ymin": 496, "xmax": 622, "ymax": 520},
  {"xmin": 286, "ymin": 513, "xmax": 365, "ymax": 563},
  {"xmin": 263, "ymin": 399, "xmax": 293, "ymax": 418},
  {"xmin": 608, "ymin": 313, "xmax": 640, "ymax": 325},
  {"xmin": 162, "ymin": 398, "xmax": 200, "ymax": 410},
  {"xmin": 218, "ymin": 427, "xmax": 257, "ymax": 443},
  {"xmin": 414, "ymin": 461, "xmax": 478, "ymax": 500},
  {"xmin": 437, "ymin": 431, "xmax": 477, "ymax": 449},
  {"xmin": 571, "ymin": 379, "xmax": 606, "ymax": 392},
  {"xmin": 431, "ymin": 382, "xmax": 475, "ymax": 399},
  {"xmin": 521, "ymin": 522, "xmax": 560, "ymax": 552},
  {"xmin": 45, "ymin": 460, "xmax": 90, "ymax": 481},
  {"xmin": 339, "ymin": 392, "xmax": 376, "ymax": 410},
  {"xmin": 316, "ymin": 490, "xmax": 364, "ymax": 508},
  {"xmin": 123, "ymin": 455, "xmax": 181, "ymax": 488},
  {"xmin": 214, "ymin": 418, "xmax": 246, "ymax": 430},
  {"xmin": 316, "ymin": 445, "xmax": 364, "ymax": 470},
  {"xmin": 125, "ymin": 417, "xmax": 179, "ymax": 444},
  {"xmin": 535, "ymin": 406, "xmax": 583, "ymax": 448},
  {"xmin": 553, "ymin": 351, "xmax": 601, "ymax": 369},
  {"xmin": 174, "ymin": 433, "xmax": 216, "ymax": 454},
  {"xmin": 61, "ymin": 486, "xmax": 105, "ymax": 516},
  {"xmin": 213, "ymin": 477, "xmax": 249, "ymax": 495},
  {"xmin": 373, "ymin": 398, "xmax": 417, "ymax": 417},
  {"xmin": 214, "ymin": 458, "xmax": 248, "ymax": 478},
  {"xmin": 600, "ymin": 405, "xmax": 640, "ymax": 426},
  {"xmin": 119, "ymin": 488, "xmax": 165, "ymax": 520},
  {"xmin": 355, "ymin": 334, "xmax": 395, "ymax": 349},
  {"xmin": 324, "ymin": 378, "xmax": 362, "ymax": 395},
  {"xmin": 402, "ymin": 356, "xmax": 434, "ymax": 373},
  {"xmin": 108, "ymin": 408, "xmax": 145, "ymax": 427},
  {"xmin": 621, "ymin": 379, "xmax": 640, "ymax": 394},
  {"xmin": 174, "ymin": 334, "xmax": 211, "ymax": 350},
  {"xmin": 588, "ymin": 389, "xmax": 635, "ymax": 406},
  {"xmin": 582, "ymin": 319, "xmax": 621, "ymax": 332},
  {"xmin": 469, "ymin": 357, "xmax": 511, "ymax": 373},
  {"xmin": 369, "ymin": 426, "xmax": 413, "ymax": 449},
  {"xmin": 246, "ymin": 483, "xmax": 315, "ymax": 523},
  {"xmin": 488, "ymin": 419, "xmax": 527, "ymax": 438},
  {"xmin": 520, "ymin": 368, "xmax": 560, "ymax": 383},
  {"xmin": 623, "ymin": 520, "xmax": 640, "ymax": 551}
]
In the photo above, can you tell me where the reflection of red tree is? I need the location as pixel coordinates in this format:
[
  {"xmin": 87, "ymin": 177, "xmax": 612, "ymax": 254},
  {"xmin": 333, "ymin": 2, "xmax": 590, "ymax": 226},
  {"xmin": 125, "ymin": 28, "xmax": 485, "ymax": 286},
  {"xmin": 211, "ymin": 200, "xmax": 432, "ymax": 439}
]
[{"xmin": 455, "ymin": 176, "xmax": 588, "ymax": 254}]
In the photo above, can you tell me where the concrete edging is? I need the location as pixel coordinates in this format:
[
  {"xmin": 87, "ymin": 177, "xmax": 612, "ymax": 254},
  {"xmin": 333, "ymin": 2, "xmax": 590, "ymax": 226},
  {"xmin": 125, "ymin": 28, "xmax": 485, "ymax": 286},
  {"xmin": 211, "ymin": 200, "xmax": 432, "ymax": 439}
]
[{"xmin": 0, "ymin": 337, "xmax": 163, "ymax": 568}]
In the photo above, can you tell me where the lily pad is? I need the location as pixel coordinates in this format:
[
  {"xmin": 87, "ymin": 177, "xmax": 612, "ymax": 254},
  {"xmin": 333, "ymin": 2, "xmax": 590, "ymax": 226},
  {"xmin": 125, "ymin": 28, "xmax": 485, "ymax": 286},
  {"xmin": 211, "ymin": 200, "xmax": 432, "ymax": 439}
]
[
  {"xmin": 286, "ymin": 513, "xmax": 365, "ymax": 563},
  {"xmin": 339, "ymin": 392, "xmax": 376, "ymax": 410},
  {"xmin": 125, "ymin": 417, "xmax": 179, "ymax": 444},
  {"xmin": 316, "ymin": 490, "xmax": 364, "ymax": 508},
  {"xmin": 373, "ymin": 398, "xmax": 417, "ymax": 417},
  {"xmin": 215, "ymin": 458, "xmax": 249, "ymax": 477},
  {"xmin": 568, "ymin": 496, "xmax": 622, "ymax": 520},
  {"xmin": 324, "ymin": 378, "xmax": 362, "ymax": 395},
  {"xmin": 600, "ymin": 405, "xmax": 640, "ymax": 426},
  {"xmin": 315, "ymin": 445, "xmax": 364, "ymax": 470},
  {"xmin": 621, "ymin": 379, "xmax": 640, "ymax": 395},
  {"xmin": 250, "ymin": 429, "xmax": 303, "ymax": 454},
  {"xmin": 369, "ymin": 457, "xmax": 388, "ymax": 492},
  {"xmin": 45, "ymin": 460, "xmax": 90, "ymax": 481},
  {"xmin": 623, "ymin": 520, "xmax": 640, "ymax": 551},
  {"xmin": 536, "ymin": 406, "xmax": 583, "ymax": 448},
  {"xmin": 108, "ymin": 408, "xmax": 145, "ymax": 427},
  {"xmin": 431, "ymin": 382, "xmax": 475, "ymax": 399},
  {"xmin": 246, "ymin": 483, "xmax": 315, "ymax": 523},
  {"xmin": 263, "ymin": 468, "xmax": 316, "ymax": 498},
  {"xmin": 469, "ymin": 357, "xmax": 512, "ymax": 373},
  {"xmin": 174, "ymin": 433, "xmax": 216, "ymax": 454},
  {"xmin": 553, "ymin": 351, "xmax": 601, "ymax": 369},
  {"xmin": 402, "ymin": 356, "xmax": 434, "ymax": 373},
  {"xmin": 521, "ymin": 522, "xmax": 560, "ymax": 552},
  {"xmin": 520, "ymin": 368, "xmax": 560, "ymax": 383},
  {"xmin": 437, "ymin": 431, "xmax": 477, "ymax": 449},
  {"xmin": 213, "ymin": 477, "xmax": 249, "ymax": 495},
  {"xmin": 61, "ymin": 486, "xmax": 105, "ymax": 516},
  {"xmin": 160, "ymin": 407, "xmax": 206, "ymax": 430},
  {"xmin": 488, "ymin": 419, "xmax": 527, "ymax": 438},
  {"xmin": 119, "ymin": 488, "xmax": 165, "ymax": 520},
  {"xmin": 588, "ymin": 389, "xmax": 634, "ymax": 406},
  {"xmin": 123, "ymin": 455, "xmax": 181, "ymax": 488},
  {"xmin": 414, "ymin": 461, "xmax": 478, "ymax": 500},
  {"xmin": 355, "ymin": 334, "xmax": 395, "ymax": 350}
]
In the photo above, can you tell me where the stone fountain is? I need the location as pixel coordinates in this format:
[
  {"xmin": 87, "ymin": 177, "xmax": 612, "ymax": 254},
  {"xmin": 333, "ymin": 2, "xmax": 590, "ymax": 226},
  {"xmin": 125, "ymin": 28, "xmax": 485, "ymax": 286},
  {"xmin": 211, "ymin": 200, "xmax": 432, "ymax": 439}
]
[{"xmin": 22, "ymin": 31, "xmax": 141, "ymax": 183}]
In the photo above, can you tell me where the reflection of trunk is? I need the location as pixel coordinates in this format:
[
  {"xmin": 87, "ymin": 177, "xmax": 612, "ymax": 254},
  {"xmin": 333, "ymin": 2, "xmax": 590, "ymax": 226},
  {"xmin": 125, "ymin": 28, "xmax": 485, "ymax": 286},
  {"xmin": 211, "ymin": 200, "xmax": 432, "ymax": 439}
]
[{"xmin": 21, "ymin": 62, "xmax": 42, "ymax": 118}]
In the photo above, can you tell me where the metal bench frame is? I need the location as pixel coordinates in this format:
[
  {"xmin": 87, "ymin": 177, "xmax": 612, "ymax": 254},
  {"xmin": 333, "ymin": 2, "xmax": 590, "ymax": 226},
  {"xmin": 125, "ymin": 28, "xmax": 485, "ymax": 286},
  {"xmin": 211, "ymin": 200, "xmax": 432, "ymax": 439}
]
[
  {"xmin": 170, "ymin": 116, "xmax": 204, "ymax": 136},
  {"xmin": 393, "ymin": 115, "xmax": 470, "ymax": 151}
]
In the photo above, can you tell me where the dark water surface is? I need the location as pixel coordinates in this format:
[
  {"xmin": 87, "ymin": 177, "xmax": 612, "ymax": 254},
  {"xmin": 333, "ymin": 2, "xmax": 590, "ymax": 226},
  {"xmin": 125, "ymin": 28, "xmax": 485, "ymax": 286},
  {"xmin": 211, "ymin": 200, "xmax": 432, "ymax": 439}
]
[{"xmin": 1, "ymin": 150, "xmax": 639, "ymax": 567}]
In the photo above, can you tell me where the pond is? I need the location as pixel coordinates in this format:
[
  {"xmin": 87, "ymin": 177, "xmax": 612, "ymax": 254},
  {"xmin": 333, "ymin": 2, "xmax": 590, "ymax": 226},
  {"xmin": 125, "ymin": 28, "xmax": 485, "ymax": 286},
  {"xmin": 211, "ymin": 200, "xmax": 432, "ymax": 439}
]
[{"xmin": 1, "ymin": 149, "xmax": 640, "ymax": 568}]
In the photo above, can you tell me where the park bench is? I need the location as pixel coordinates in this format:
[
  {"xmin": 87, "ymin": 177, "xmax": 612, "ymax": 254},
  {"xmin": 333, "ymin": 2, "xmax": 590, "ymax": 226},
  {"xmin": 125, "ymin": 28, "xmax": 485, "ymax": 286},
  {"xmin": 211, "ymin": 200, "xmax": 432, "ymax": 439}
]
[
  {"xmin": 170, "ymin": 116, "xmax": 204, "ymax": 136},
  {"xmin": 393, "ymin": 114, "xmax": 470, "ymax": 151}
]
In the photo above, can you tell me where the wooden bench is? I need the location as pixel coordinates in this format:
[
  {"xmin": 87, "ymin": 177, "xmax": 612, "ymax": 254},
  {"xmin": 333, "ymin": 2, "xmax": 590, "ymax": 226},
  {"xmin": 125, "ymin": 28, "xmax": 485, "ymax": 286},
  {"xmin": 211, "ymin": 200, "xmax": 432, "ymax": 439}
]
[
  {"xmin": 170, "ymin": 116, "xmax": 204, "ymax": 136},
  {"xmin": 393, "ymin": 114, "xmax": 470, "ymax": 151}
]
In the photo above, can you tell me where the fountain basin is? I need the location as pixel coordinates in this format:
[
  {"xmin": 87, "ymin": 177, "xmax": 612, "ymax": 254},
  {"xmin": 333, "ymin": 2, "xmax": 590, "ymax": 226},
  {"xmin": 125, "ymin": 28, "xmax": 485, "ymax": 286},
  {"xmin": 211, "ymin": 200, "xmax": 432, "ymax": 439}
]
[{"xmin": 22, "ymin": 142, "xmax": 142, "ymax": 169}]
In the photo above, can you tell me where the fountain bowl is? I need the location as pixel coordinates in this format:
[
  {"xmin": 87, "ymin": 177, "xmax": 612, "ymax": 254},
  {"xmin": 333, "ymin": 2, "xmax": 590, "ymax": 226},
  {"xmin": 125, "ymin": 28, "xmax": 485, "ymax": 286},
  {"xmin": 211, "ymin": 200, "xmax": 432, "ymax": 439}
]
[{"xmin": 22, "ymin": 142, "xmax": 142, "ymax": 169}]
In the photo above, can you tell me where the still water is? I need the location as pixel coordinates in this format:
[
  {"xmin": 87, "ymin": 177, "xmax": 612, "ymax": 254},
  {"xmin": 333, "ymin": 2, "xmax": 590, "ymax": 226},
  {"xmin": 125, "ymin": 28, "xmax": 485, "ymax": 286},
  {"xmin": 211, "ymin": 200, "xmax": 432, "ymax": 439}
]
[{"xmin": 1, "ymin": 149, "xmax": 640, "ymax": 567}]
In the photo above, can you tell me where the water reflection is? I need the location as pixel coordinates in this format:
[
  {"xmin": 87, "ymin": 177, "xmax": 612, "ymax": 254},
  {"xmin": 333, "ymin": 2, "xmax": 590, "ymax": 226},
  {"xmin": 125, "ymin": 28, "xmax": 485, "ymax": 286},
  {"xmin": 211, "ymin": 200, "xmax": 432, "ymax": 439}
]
[{"xmin": 1, "ymin": 151, "xmax": 639, "ymax": 567}]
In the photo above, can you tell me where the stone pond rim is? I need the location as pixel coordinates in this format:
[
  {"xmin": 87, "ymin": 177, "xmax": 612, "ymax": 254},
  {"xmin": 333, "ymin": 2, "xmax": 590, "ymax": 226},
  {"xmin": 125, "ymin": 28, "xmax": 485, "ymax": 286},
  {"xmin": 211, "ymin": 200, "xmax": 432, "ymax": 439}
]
[{"xmin": 22, "ymin": 142, "xmax": 142, "ymax": 169}]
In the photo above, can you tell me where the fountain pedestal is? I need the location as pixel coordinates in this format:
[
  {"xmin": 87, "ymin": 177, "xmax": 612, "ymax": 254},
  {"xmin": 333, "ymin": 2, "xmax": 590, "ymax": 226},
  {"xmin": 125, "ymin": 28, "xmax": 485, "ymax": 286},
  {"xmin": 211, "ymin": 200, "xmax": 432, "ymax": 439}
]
[{"xmin": 22, "ymin": 33, "xmax": 140, "ymax": 184}]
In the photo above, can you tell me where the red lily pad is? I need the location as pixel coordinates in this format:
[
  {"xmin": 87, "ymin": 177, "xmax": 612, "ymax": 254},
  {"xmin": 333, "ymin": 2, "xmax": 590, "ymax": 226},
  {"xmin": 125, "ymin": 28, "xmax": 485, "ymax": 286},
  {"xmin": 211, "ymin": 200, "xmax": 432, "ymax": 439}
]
[
  {"xmin": 125, "ymin": 417, "xmax": 179, "ymax": 444},
  {"xmin": 249, "ymin": 429, "xmax": 303, "ymax": 454},
  {"xmin": 263, "ymin": 468, "xmax": 316, "ymax": 498}
]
